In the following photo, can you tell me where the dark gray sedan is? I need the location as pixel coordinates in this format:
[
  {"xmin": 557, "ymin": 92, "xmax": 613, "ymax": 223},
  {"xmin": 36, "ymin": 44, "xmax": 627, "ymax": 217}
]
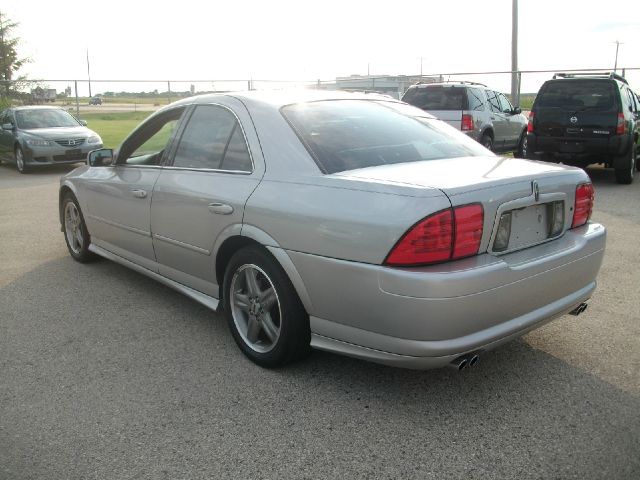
[
  {"xmin": 58, "ymin": 90, "xmax": 606, "ymax": 371},
  {"xmin": 0, "ymin": 106, "xmax": 102, "ymax": 173}
]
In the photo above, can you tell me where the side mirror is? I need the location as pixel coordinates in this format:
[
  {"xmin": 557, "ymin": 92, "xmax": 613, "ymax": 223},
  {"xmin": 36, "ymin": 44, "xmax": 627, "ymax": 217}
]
[
  {"xmin": 88, "ymin": 148, "xmax": 114, "ymax": 167},
  {"xmin": 79, "ymin": 119, "xmax": 88, "ymax": 126},
  {"xmin": 2, "ymin": 123, "xmax": 14, "ymax": 131},
  {"xmin": 512, "ymin": 107, "xmax": 522, "ymax": 115}
]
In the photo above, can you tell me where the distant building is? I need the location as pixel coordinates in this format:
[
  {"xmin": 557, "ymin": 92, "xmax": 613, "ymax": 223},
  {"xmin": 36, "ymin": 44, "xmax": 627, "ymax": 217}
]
[{"xmin": 321, "ymin": 74, "xmax": 442, "ymax": 99}]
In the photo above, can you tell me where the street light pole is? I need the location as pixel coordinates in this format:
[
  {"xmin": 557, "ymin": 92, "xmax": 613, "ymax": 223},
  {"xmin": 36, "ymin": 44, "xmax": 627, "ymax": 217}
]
[
  {"xmin": 511, "ymin": 0, "xmax": 519, "ymax": 106},
  {"xmin": 86, "ymin": 49, "xmax": 92, "ymax": 98},
  {"xmin": 614, "ymin": 40, "xmax": 623, "ymax": 73}
]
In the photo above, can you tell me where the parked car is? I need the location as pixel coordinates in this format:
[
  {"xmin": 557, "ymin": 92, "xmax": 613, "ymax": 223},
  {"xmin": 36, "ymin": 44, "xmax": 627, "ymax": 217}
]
[
  {"xmin": 89, "ymin": 96, "xmax": 102, "ymax": 105},
  {"xmin": 0, "ymin": 106, "xmax": 103, "ymax": 173},
  {"xmin": 59, "ymin": 91, "xmax": 605, "ymax": 370},
  {"xmin": 526, "ymin": 72, "xmax": 640, "ymax": 184},
  {"xmin": 402, "ymin": 81, "xmax": 528, "ymax": 156}
]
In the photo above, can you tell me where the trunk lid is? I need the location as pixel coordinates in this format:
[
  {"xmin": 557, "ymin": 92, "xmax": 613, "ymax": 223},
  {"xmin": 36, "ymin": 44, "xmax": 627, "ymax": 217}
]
[{"xmin": 334, "ymin": 156, "xmax": 590, "ymax": 256}]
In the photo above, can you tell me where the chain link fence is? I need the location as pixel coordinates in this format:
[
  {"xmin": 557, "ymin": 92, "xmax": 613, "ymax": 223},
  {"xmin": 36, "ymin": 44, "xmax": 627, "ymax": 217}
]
[{"xmin": 1, "ymin": 67, "xmax": 638, "ymax": 116}]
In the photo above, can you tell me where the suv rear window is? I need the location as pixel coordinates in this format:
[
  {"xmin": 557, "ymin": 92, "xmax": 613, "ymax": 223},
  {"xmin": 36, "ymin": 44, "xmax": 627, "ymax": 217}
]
[
  {"xmin": 402, "ymin": 86, "xmax": 468, "ymax": 111},
  {"xmin": 537, "ymin": 80, "xmax": 616, "ymax": 111},
  {"xmin": 281, "ymin": 100, "xmax": 488, "ymax": 174}
]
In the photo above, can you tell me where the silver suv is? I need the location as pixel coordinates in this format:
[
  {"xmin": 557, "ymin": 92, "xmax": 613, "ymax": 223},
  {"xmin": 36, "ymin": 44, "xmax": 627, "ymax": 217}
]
[{"xmin": 402, "ymin": 81, "xmax": 529, "ymax": 156}]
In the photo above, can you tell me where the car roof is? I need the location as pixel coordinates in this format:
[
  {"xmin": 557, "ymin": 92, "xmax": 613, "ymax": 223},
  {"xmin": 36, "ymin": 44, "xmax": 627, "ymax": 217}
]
[
  {"xmin": 164, "ymin": 89, "xmax": 403, "ymax": 112},
  {"xmin": 407, "ymin": 82, "xmax": 488, "ymax": 89}
]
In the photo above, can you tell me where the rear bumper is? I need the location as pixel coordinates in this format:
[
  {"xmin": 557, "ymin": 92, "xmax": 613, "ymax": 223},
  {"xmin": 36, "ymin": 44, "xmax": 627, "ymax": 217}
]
[
  {"xmin": 287, "ymin": 222, "xmax": 606, "ymax": 368},
  {"xmin": 527, "ymin": 133, "xmax": 630, "ymax": 162}
]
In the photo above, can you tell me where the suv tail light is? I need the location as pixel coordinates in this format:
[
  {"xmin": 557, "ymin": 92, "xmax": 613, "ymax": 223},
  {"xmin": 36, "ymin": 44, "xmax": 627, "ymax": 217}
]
[
  {"xmin": 571, "ymin": 183, "xmax": 594, "ymax": 228},
  {"xmin": 461, "ymin": 114, "xmax": 474, "ymax": 131},
  {"xmin": 385, "ymin": 204, "xmax": 484, "ymax": 266},
  {"xmin": 616, "ymin": 112, "xmax": 626, "ymax": 135},
  {"xmin": 527, "ymin": 111, "xmax": 535, "ymax": 133}
]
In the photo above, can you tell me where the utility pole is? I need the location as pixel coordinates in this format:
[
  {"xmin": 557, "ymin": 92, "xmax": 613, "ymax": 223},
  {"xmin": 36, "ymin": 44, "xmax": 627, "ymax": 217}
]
[
  {"xmin": 511, "ymin": 0, "xmax": 519, "ymax": 106},
  {"xmin": 86, "ymin": 49, "xmax": 92, "ymax": 98},
  {"xmin": 420, "ymin": 57, "xmax": 423, "ymax": 77},
  {"xmin": 614, "ymin": 40, "xmax": 623, "ymax": 73}
]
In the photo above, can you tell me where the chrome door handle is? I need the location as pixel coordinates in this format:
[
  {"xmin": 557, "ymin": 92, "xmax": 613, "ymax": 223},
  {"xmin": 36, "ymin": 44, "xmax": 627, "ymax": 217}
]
[
  {"xmin": 208, "ymin": 202, "xmax": 234, "ymax": 215},
  {"xmin": 132, "ymin": 189, "xmax": 147, "ymax": 198}
]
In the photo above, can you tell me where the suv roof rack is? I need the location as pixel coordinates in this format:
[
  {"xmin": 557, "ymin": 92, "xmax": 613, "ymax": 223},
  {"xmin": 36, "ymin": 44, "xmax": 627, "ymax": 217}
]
[
  {"xmin": 552, "ymin": 72, "xmax": 628, "ymax": 85},
  {"xmin": 414, "ymin": 80, "xmax": 487, "ymax": 87}
]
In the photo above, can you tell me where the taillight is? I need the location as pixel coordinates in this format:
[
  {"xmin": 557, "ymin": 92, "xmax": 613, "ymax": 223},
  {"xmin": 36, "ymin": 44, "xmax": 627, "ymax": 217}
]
[
  {"xmin": 527, "ymin": 111, "xmax": 535, "ymax": 133},
  {"xmin": 461, "ymin": 114, "xmax": 474, "ymax": 131},
  {"xmin": 385, "ymin": 204, "xmax": 484, "ymax": 266},
  {"xmin": 616, "ymin": 112, "xmax": 626, "ymax": 135},
  {"xmin": 571, "ymin": 183, "xmax": 594, "ymax": 228}
]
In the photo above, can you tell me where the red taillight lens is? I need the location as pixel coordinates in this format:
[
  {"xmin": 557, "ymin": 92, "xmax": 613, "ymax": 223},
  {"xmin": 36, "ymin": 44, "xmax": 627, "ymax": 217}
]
[
  {"xmin": 616, "ymin": 112, "xmax": 626, "ymax": 135},
  {"xmin": 453, "ymin": 204, "xmax": 484, "ymax": 258},
  {"xmin": 571, "ymin": 183, "xmax": 594, "ymax": 228},
  {"xmin": 385, "ymin": 204, "xmax": 484, "ymax": 266},
  {"xmin": 461, "ymin": 114, "xmax": 474, "ymax": 131},
  {"xmin": 527, "ymin": 111, "xmax": 535, "ymax": 133}
]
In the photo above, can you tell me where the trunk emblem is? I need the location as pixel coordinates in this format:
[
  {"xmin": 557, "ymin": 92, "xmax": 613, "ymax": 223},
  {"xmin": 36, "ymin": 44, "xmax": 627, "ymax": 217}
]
[
  {"xmin": 532, "ymin": 181, "xmax": 540, "ymax": 202},
  {"xmin": 570, "ymin": 116, "xmax": 578, "ymax": 124}
]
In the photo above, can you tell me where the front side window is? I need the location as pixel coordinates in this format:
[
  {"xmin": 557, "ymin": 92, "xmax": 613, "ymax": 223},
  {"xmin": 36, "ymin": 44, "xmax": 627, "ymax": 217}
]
[
  {"xmin": 172, "ymin": 105, "xmax": 252, "ymax": 172},
  {"xmin": 282, "ymin": 100, "xmax": 489, "ymax": 174},
  {"xmin": 118, "ymin": 107, "xmax": 185, "ymax": 166},
  {"xmin": 15, "ymin": 109, "xmax": 80, "ymax": 129},
  {"xmin": 497, "ymin": 93, "xmax": 514, "ymax": 113}
]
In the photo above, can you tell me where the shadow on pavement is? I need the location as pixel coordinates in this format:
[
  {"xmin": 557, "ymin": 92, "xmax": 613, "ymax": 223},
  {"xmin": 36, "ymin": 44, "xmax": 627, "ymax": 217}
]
[{"xmin": 1, "ymin": 257, "xmax": 638, "ymax": 479}]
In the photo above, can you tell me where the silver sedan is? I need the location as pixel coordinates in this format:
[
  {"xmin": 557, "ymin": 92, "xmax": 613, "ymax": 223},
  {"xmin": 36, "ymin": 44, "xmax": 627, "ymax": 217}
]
[{"xmin": 58, "ymin": 90, "xmax": 606, "ymax": 370}]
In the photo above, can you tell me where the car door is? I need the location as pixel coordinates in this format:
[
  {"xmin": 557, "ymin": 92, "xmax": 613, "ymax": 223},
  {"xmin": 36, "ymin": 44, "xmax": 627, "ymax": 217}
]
[
  {"xmin": 150, "ymin": 99, "xmax": 264, "ymax": 296},
  {"xmin": 497, "ymin": 92, "xmax": 522, "ymax": 149},
  {"xmin": 0, "ymin": 110, "xmax": 15, "ymax": 160},
  {"xmin": 485, "ymin": 90, "xmax": 508, "ymax": 149},
  {"xmin": 82, "ymin": 106, "xmax": 186, "ymax": 271}
]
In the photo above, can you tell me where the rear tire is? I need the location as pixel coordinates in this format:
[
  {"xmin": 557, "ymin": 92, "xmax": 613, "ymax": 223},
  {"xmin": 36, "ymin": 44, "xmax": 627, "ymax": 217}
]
[
  {"xmin": 222, "ymin": 245, "xmax": 311, "ymax": 368},
  {"xmin": 514, "ymin": 132, "xmax": 527, "ymax": 158},
  {"xmin": 614, "ymin": 144, "xmax": 635, "ymax": 184},
  {"xmin": 480, "ymin": 133, "xmax": 493, "ymax": 151}
]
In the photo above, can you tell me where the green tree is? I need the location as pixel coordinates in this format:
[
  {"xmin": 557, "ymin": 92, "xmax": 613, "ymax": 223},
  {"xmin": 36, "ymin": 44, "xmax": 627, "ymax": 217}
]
[{"xmin": 0, "ymin": 11, "xmax": 29, "ymax": 100}]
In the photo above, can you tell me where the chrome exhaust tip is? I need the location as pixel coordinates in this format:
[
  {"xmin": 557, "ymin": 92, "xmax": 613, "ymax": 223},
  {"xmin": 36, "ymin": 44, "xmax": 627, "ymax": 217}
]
[
  {"xmin": 469, "ymin": 354, "xmax": 480, "ymax": 367},
  {"xmin": 569, "ymin": 302, "xmax": 589, "ymax": 316},
  {"xmin": 450, "ymin": 356, "xmax": 468, "ymax": 371}
]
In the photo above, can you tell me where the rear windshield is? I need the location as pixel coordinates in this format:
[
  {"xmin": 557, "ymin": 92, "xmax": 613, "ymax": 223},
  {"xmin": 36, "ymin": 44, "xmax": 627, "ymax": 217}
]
[
  {"xmin": 536, "ymin": 80, "xmax": 617, "ymax": 111},
  {"xmin": 281, "ymin": 100, "xmax": 489, "ymax": 174},
  {"xmin": 402, "ymin": 86, "xmax": 468, "ymax": 111}
]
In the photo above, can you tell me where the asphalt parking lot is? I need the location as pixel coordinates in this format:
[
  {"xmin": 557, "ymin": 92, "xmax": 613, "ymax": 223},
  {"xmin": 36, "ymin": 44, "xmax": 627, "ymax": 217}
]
[{"xmin": 0, "ymin": 161, "xmax": 638, "ymax": 480}]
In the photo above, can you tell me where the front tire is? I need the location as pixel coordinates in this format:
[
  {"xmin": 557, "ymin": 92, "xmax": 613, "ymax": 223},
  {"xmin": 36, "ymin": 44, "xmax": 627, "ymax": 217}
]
[
  {"xmin": 614, "ymin": 144, "xmax": 635, "ymax": 184},
  {"xmin": 62, "ymin": 193, "xmax": 97, "ymax": 262},
  {"xmin": 222, "ymin": 245, "xmax": 310, "ymax": 367},
  {"xmin": 15, "ymin": 146, "xmax": 29, "ymax": 174}
]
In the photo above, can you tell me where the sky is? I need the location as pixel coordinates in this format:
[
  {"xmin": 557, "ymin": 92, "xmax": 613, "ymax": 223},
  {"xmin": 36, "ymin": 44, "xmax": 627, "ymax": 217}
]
[{"xmin": 2, "ymin": 0, "xmax": 639, "ymax": 96}]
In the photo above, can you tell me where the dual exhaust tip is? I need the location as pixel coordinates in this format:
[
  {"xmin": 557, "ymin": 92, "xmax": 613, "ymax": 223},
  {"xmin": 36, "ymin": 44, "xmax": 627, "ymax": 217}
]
[
  {"xmin": 450, "ymin": 353, "xmax": 480, "ymax": 371},
  {"xmin": 569, "ymin": 302, "xmax": 589, "ymax": 316},
  {"xmin": 450, "ymin": 302, "xmax": 590, "ymax": 371}
]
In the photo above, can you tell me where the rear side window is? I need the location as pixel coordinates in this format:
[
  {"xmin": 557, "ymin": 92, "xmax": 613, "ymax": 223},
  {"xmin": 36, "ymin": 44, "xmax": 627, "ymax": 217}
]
[
  {"xmin": 485, "ymin": 90, "xmax": 501, "ymax": 113},
  {"xmin": 402, "ymin": 86, "xmax": 468, "ymax": 111},
  {"xmin": 281, "ymin": 100, "xmax": 489, "ymax": 174},
  {"xmin": 467, "ymin": 88, "xmax": 485, "ymax": 111},
  {"xmin": 536, "ymin": 80, "xmax": 616, "ymax": 111}
]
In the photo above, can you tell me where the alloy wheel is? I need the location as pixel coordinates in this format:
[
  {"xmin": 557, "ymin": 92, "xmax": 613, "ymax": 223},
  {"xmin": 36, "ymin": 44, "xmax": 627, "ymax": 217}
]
[
  {"xmin": 230, "ymin": 264, "xmax": 282, "ymax": 353},
  {"xmin": 64, "ymin": 202, "xmax": 84, "ymax": 255}
]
